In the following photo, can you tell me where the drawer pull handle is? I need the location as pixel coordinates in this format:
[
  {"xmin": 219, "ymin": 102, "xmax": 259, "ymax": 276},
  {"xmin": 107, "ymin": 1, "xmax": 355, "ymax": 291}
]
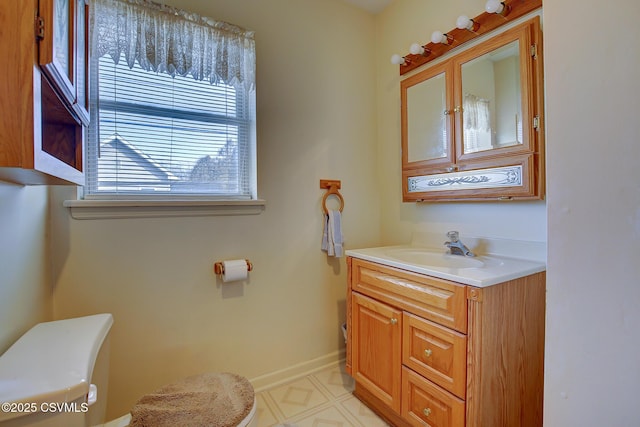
[
  {"xmin": 390, "ymin": 318, "xmax": 398, "ymax": 325},
  {"xmin": 423, "ymin": 408, "xmax": 432, "ymax": 417},
  {"xmin": 424, "ymin": 349, "xmax": 433, "ymax": 357}
]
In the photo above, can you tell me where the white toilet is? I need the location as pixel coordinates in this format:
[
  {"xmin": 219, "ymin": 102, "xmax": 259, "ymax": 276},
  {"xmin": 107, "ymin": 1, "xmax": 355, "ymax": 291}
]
[{"xmin": 0, "ymin": 314, "xmax": 257, "ymax": 427}]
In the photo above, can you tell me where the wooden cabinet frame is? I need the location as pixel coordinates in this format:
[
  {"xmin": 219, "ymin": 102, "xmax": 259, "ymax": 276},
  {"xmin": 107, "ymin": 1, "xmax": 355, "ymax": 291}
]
[
  {"xmin": 346, "ymin": 257, "xmax": 545, "ymax": 427},
  {"xmin": 401, "ymin": 17, "xmax": 544, "ymax": 202}
]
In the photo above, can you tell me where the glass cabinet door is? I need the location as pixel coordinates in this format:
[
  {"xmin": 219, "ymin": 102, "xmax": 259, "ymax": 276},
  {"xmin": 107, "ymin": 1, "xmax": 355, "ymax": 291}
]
[
  {"xmin": 53, "ymin": 0, "xmax": 71, "ymax": 82},
  {"xmin": 38, "ymin": 0, "xmax": 89, "ymax": 125},
  {"xmin": 75, "ymin": 0, "xmax": 88, "ymax": 119},
  {"xmin": 401, "ymin": 61, "xmax": 454, "ymax": 171},
  {"xmin": 460, "ymin": 40, "xmax": 522, "ymax": 154},
  {"xmin": 453, "ymin": 22, "xmax": 537, "ymax": 165}
]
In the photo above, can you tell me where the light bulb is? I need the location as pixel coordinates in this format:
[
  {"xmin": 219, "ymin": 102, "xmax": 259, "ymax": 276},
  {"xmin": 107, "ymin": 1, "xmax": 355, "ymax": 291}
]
[
  {"xmin": 457, "ymin": 15, "xmax": 479, "ymax": 32},
  {"xmin": 456, "ymin": 15, "xmax": 473, "ymax": 30},
  {"xmin": 431, "ymin": 31, "xmax": 444, "ymax": 44},
  {"xmin": 409, "ymin": 43, "xmax": 424, "ymax": 55},
  {"xmin": 485, "ymin": 0, "xmax": 505, "ymax": 14},
  {"xmin": 431, "ymin": 31, "xmax": 451, "ymax": 45},
  {"xmin": 390, "ymin": 54, "xmax": 405, "ymax": 65}
]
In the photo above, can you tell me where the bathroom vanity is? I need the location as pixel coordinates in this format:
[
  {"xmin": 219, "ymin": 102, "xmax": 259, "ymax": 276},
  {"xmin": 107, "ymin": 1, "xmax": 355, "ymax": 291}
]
[{"xmin": 345, "ymin": 243, "xmax": 545, "ymax": 427}]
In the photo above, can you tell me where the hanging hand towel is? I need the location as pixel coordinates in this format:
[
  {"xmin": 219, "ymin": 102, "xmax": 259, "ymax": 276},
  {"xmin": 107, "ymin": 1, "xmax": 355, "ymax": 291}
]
[
  {"xmin": 321, "ymin": 213, "xmax": 331, "ymax": 255},
  {"xmin": 330, "ymin": 209, "xmax": 344, "ymax": 257},
  {"xmin": 322, "ymin": 209, "xmax": 344, "ymax": 257}
]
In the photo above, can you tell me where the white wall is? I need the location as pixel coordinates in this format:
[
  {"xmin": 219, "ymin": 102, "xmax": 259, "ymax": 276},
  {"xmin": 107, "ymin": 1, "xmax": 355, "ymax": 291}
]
[
  {"xmin": 543, "ymin": 0, "xmax": 640, "ymax": 425},
  {"xmin": 49, "ymin": 0, "xmax": 381, "ymax": 419},
  {"xmin": 0, "ymin": 183, "xmax": 52, "ymax": 352},
  {"xmin": 375, "ymin": 0, "xmax": 547, "ymax": 246}
]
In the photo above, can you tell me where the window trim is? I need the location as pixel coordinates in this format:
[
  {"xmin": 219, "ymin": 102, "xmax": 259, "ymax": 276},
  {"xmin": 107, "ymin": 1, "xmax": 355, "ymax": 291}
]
[
  {"xmin": 62, "ymin": 197, "xmax": 266, "ymax": 220},
  {"xmin": 74, "ymin": 0, "xmax": 259, "ymax": 214}
]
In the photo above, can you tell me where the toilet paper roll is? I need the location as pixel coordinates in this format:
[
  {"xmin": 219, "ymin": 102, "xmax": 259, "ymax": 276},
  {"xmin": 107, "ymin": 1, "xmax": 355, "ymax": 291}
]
[{"xmin": 222, "ymin": 259, "xmax": 249, "ymax": 282}]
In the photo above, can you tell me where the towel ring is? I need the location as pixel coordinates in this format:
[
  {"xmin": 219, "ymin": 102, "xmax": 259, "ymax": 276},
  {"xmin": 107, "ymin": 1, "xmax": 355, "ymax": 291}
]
[
  {"xmin": 320, "ymin": 179, "xmax": 344, "ymax": 215},
  {"xmin": 322, "ymin": 190, "xmax": 344, "ymax": 214}
]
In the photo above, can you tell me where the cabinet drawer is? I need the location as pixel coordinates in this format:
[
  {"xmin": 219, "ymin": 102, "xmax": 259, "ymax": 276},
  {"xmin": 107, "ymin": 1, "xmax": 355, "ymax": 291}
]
[
  {"xmin": 402, "ymin": 367, "xmax": 465, "ymax": 427},
  {"xmin": 403, "ymin": 312, "xmax": 467, "ymax": 399},
  {"xmin": 351, "ymin": 259, "xmax": 467, "ymax": 333}
]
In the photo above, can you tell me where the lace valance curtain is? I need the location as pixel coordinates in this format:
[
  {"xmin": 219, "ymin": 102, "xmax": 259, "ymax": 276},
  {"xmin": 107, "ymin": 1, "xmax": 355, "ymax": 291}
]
[{"xmin": 91, "ymin": 0, "xmax": 255, "ymax": 91}]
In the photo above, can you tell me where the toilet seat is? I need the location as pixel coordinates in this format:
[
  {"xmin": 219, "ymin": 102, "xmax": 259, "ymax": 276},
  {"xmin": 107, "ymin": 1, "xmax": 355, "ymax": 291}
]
[
  {"xmin": 127, "ymin": 372, "xmax": 256, "ymax": 427},
  {"xmin": 235, "ymin": 397, "xmax": 258, "ymax": 427},
  {"xmin": 104, "ymin": 397, "xmax": 257, "ymax": 427}
]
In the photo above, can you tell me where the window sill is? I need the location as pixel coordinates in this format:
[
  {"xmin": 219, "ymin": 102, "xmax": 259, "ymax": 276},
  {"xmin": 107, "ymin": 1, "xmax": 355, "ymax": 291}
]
[{"xmin": 63, "ymin": 199, "xmax": 266, "ymax": 220}]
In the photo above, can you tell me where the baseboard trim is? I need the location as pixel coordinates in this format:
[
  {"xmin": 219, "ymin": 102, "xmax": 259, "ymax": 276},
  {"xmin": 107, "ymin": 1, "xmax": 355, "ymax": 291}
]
[{"xmin": 249, "ymin": 349, "xmax": 346, "ymax": 392}]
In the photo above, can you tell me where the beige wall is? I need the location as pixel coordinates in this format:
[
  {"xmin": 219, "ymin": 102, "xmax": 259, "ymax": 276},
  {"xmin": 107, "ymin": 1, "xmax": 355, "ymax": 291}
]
[
  {"xmin": 543, "ymin": 0, "xmax": 640, "ymax": 425},
  {"xmin": 0, "ymin": 183, "xmax": 52, "ymax": 352},
  {"xmin": 49, "ymin": 0, "xmax": 380, "ymax": 419}
]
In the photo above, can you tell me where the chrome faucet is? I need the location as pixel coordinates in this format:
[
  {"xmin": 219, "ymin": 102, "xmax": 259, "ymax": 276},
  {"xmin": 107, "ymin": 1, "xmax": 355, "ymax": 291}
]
[{"xmin": 444, "ymin": 231, "xmax": 475, "ymax": 257}]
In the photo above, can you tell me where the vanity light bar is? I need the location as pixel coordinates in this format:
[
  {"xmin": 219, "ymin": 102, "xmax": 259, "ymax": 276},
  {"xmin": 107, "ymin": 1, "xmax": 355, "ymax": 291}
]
[{"xmin": 396, "ymin": 0, "xmax": 541, "ymax": 75}]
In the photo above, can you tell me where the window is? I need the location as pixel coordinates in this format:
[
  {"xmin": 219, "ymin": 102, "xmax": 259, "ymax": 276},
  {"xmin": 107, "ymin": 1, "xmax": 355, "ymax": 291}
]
[{"xmin": 85, "ymin": 0, "xmax": 256, "ymax": 200}]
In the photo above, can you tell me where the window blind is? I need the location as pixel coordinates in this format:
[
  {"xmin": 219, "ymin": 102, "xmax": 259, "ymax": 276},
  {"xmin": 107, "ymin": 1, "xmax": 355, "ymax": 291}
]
[{"xmin": 85, "ymin": 0, "xmax": 256, "ymax": 199}]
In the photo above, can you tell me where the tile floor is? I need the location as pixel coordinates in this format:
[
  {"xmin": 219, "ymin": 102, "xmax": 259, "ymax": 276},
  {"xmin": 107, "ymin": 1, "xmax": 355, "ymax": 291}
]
[
  {"xmin": 103, "ymin": 362, "xmax": 388, "ymax": 427},
  {"xmin": 255, "ymin": 363, "xmax": 389, "ymax": 427}
]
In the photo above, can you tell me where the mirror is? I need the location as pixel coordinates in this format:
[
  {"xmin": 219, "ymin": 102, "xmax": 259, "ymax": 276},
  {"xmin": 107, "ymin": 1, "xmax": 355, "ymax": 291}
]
[
  {"xmin": 406, "ymin": 71, "xmax": 448, "ymax": 162},
  {"xmin": 461, "ymin": 40, "xmax": 522, "ymax": 154}
]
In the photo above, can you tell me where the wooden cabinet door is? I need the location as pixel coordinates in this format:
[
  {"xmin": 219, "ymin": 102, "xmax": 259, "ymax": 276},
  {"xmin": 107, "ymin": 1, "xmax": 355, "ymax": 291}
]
[
  {"xmin": 351, "ymin": 292, "xmax": 402, "ymax": 413},
  {"xmin": 38, "ymin": 0, "xmax": 75, "ymax": 108},
  {"xmin": 401, "ymin": 60, "xmax": 455, "ymax": 173},
  {"xmin": 38, "ymin": 0, "xmax": 89, "ymax": 125}
]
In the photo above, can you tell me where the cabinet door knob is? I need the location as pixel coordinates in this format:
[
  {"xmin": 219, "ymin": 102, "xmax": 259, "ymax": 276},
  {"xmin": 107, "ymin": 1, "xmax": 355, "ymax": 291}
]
[
  {"xmin": 424, "ymin": 349, "xmax": 433, "ymax": 357},
  {"xmin": 443, "ymin": 109, "xmax": 451, "ymax": 116},
  {"xmin": 390, "ymin": 318, "xmax": 398, "ymax": 325},
  {"xmin": 423, "ymin": 408, "xmax": 432, "ymax": 417},
  {"xmin": 454, "ymin": 106, "xmax": 462, "ymax": 113}
]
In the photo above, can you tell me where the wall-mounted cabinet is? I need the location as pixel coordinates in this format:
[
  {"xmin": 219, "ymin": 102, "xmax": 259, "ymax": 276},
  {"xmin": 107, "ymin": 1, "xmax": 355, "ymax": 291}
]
[
  {"xmin": 0, "ymin": 0, "xmax": 88, "ymax": 186},
  {"xmin": 401, "ymin": 17, "xmax": 544, "ymax": 202}
]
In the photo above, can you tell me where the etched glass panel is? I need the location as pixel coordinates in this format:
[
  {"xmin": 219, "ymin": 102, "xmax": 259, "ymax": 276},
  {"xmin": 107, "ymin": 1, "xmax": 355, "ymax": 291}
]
[
  {"xmin": 76, "ymin": 0, "xmax": 87, "ymax": 110},
  {"xmin": 407, "ymin": 165, "xmax": 523, "ymax": 193},
  {"xmin": 406, "ymin": 72, "xmax": 448, "ymax": 162},
  {"xmin": 53, "ymin": 0, "xmax": 71, "ymax": 80}
]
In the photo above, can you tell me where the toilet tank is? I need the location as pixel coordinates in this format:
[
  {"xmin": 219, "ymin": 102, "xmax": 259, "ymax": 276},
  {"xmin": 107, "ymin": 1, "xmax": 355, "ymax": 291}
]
[{"xmin": 0, "ymin": 314, "xmax": 113, "ymax": 427}]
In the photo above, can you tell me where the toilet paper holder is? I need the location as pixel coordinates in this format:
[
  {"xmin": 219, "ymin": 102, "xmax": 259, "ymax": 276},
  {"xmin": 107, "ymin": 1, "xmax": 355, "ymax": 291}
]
[{"xmin": 214, "ymin": 259, "xmax": 253, "ymax": 276}]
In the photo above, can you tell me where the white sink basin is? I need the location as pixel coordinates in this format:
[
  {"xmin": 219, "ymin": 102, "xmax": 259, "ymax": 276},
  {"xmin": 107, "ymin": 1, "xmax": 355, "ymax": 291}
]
[
  {"xmin": 385, "ymin": 248, "xmax": 487, "ymax": 269},
  {"xmin": 346, "ymin": 243, "xmax": 546, "ymax": 287}
]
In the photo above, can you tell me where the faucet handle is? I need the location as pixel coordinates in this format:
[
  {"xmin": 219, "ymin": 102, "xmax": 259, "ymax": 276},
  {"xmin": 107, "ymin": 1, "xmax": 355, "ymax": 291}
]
[{"xmin": 446, "ymin": 231, "xmax": 459, "ymax": 242}]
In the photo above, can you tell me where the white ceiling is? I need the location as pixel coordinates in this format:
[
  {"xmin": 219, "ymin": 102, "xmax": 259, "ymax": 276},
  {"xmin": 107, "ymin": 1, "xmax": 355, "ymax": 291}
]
[{"xmin": 341, "ymin": 0, "xmax": 392, "ymax": 14}]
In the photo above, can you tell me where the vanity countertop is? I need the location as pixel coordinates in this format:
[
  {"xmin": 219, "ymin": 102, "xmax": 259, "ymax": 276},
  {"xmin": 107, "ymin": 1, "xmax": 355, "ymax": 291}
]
[{"xmin": 346, "ymin": 244, "xmax": 546, "ymax": 287}]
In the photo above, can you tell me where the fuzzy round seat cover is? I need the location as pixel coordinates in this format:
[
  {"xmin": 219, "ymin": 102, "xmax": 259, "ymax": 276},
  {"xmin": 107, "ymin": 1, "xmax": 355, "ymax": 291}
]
[{"xmin": 128, "ymin": 372, "xmax": 255, "ymax": 427}]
